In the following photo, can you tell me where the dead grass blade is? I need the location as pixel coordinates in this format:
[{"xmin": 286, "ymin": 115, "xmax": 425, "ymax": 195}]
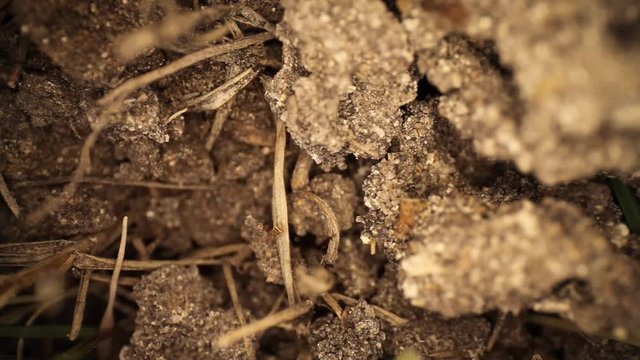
[
  {"xmin": 0, "ymin": 240, "xmax": 75, "ymax": 266},
  {"xmin": 69, "ymin": 270, "xmax": 92, "ymax": 341},
  {"xmin": 98, "ymin": 216, "xmax": 129, "ymax": 359},
  {"xmin": 216, "ymin": 299, "xmax": 314, "ymax": 348},
  {"xmin": 99, "ymin": 32, "xmax": 273, "ymax": 106},
  {"xmin": 73, "ymin": 253, "xmax": 226, "ymax": 271},
  {"xmin": 0, "ymin": 173, "xmax": 21, "ymax": 217},
  {"xmin": 233, "ymin": 6, "xmax": 276, "ymax": 33},
  {"xmin": 331, "ymin": 293, "xmax": 409, "ymax": 327},
  {"xmin": 272, "ymin": 120, "xmax": 296, "ymax": 304},
  {"xmin": 296, "ymin": 191, "xmax": 341, "ymax": 265},
  {"xmin": 223, "ymin": 263, "xmax": 255, "ymax": 360},
  {"xmin": 0, "ymin": 231, "xmax": 114, "ymax": 310},
  {"xmin": 185, "ymin": 65, "xmax": 261, "ymax": 111}
]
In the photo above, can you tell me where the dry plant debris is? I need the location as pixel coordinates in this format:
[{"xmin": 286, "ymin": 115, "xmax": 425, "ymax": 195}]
[{"xmin": 1, "ymin": 0, "xmax": 640, "ymax": 359}]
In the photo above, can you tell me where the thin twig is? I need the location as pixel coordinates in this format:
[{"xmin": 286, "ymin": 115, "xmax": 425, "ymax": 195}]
[
  {"xmin": 216, "ymin": 299, "xmax": 314, "ymax": 348},
  {"xmin": 98, "ymin": 216, "xmax": 128, "ymax": 359},
  {"xmin": 13, "ymin": 176, "xmax": 216, "ymax": 191},
  {"xmin": 331, "ymin": 293, "xmax": 409, "ymax": 327},
  {"xmin": 0, "ymin": 173, "xmax": 21, "ymax": 217},
  {"xmin": 223, "ymin": 263, "xmax": 255, "ymax": 360},
  {"xmin": 272, "ymin": 120, "xmax": 296, "ymax": 304},
  {"xmin": 291, "ymin": 152, "xmax": 313, "ymax": 191},
  {"xmin": 69, "ymin": 270, "xmax": 92, "ymax": 341},
  {"xmin": 296, "ymin": 191, "xmax": 341, "ymax": 265},
  {"xmin": 99, "ymin": 32, "xmax": 273, "ymax": 106},
  {"xmin": 486, "ymin": 312, "xmax": 507, "ymax": 351}
]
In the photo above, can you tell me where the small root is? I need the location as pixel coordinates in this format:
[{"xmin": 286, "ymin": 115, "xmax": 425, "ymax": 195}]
[
  {"xmin": 223, "ymin": 263, "xmax": 255, "ymax": 360},
  {"xmin": 98, "ymin": 216, "xmax": 129, "ymax": 359}
]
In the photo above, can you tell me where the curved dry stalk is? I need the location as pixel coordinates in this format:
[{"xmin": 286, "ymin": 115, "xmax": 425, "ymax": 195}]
[
  {"xmin": 99, "ymin": 32, "xmax": 273, "ymax": 106},
  {"xmin": 330, "ymin": 293, "xmax": 409, "ymax": 327},
  {"xmin": 216, "ymin": 299, "xmax": 314, "ymax": 348},
  {"xmin": 69, "ymin": 269, "xmax": 92, "ymax": 341},
  {"xmin": 98, "ymin": 216, "xmax": 129, "ymax": 359},
  {"xmin": 291, "ymin": 151, "xmax": 313, "ymax": 191},
  {"xmin": 223, "ymin": 263, "xmax": 255, "ymax": 360},
  {"xmin": 295, "ymin": 191, "xmax": 341, "ymax": 265},
  {"xmin": 273, "ymin": 120, "xmax": 296, "ymax": 304},
  {"xmin": 0, "ymin": 173, "xmax": 21, "ymax": 217}
]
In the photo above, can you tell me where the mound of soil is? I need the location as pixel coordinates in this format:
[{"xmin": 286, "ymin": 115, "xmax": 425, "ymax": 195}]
[{"xmin": 0, "ymin": 0, "xmax": 639, "ymax": 359}]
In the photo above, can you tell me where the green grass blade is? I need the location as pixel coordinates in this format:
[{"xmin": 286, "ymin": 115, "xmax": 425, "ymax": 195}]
[{"xmin": 609, "ymin": 177, "xmax": 640, "ymax": 235}]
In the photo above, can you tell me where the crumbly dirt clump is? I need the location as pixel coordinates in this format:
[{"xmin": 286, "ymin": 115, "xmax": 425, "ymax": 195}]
[
  {"xmin": 265, "ymin": 0, "xmax": 415, "ymax": 169},
  {"xmin": 401, "ymin": 0, "xmax": 640, "ymax": 184},
  {"xmin": 400, "ymin": 197, "xmax": 610, "ymax": 316},
  {"xmin": 121, "ymin": 265, "xmax": 252, "ymax": 360},
  {"xmin": 309, "ymin": 300, "xmax": 385, "ymax": 360}
]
